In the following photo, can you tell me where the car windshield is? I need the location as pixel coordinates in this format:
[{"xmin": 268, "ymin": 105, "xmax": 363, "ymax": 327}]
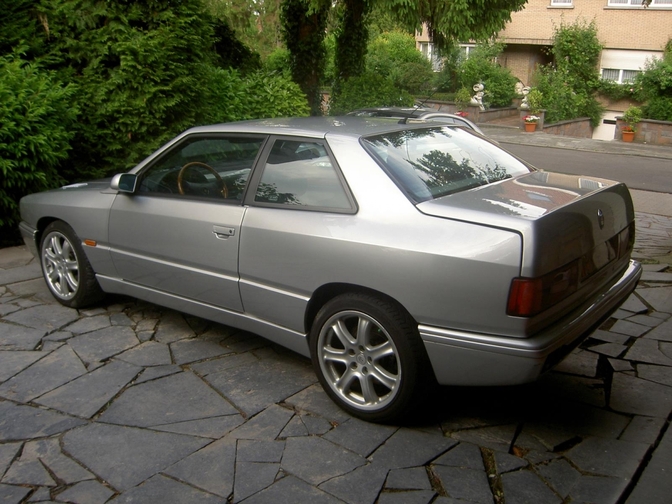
[{"xmin": 362, "ymin": 127, "xmax": 532, "ymax": 202}]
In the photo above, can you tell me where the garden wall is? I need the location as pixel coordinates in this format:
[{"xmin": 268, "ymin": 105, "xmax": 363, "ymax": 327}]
[
  {"xmin": 542, "ymin": 118, "xmax": 593, "ymax": 139},
  {"xmin": 615, "ymin": 118, "xmax": 672, "ymax": 146},
  {"xmin": 422, "ymin": 100, "xmax": 518, "ymax": 123}
]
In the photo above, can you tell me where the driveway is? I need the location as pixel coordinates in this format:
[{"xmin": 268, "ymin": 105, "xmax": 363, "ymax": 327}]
[{"xmin": 1, "ymin": 212, "xmax": 671, "ymax": 504}]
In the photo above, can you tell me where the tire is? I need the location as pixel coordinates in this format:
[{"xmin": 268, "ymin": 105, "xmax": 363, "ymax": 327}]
[
  {"xmin": 309, "ymin": 293, "xmax": 429, "ymax": 423},
  {"xmin": 40, "ymin": 221, "xmax": 104, "ymax": 308}
]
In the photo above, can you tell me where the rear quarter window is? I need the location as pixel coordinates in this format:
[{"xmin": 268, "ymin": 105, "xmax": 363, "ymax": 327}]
[{"xmin": 362, "ymin": 127, "xmax": 531, "ymax": 202}]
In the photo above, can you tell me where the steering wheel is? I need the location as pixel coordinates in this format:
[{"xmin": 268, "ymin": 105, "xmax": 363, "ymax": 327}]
[{"xmin": 177, "ymin": 162, "xmax": 228, "ymax": 198}]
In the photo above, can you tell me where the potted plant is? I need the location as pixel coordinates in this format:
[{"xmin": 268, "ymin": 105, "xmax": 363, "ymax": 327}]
[
  {"xmin": 523, "ymin": 114, "xmax": 540, "ymax": 132},
  {"xmin": 621, "ymin": 106, "xmax": 642, "ymax": 142}
]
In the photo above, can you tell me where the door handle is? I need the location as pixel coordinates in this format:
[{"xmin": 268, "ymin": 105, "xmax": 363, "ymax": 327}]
[{"xmin": 213, "ymin": 226, "xmax": 235, "ymax": 239}]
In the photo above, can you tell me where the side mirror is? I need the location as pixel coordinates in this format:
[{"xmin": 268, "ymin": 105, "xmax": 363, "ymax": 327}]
[{"xmin": 110, "ymin": 173, "xmax": 138, "ymax": 193}]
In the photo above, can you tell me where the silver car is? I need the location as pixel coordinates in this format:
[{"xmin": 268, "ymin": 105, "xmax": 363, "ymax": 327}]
[
  {"xmin": 347, "ymin": 107, "xmax": 485, "ymax": 135},
  {"xmin": 19, "ymin": 117, "xmax": 641, "ymax": 422}
]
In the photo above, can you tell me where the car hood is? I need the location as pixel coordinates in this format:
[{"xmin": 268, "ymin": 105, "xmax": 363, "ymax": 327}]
[{"xmin": 416, "ymin": 171, "xmax": 635, "ymax": 277}]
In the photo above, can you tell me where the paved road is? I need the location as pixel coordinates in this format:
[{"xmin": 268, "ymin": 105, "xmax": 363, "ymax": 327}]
[
  {"xmin": 502, "ymin": 144, "xmax": 672, "ymax": 194},
  {"xmin": 1, "ymin": 210, "xmax": 671, "ymax": 503}
]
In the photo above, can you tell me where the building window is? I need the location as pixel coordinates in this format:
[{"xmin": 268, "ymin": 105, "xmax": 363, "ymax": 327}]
[
  {"xmin": 550, "ymin": 0, "xmax": 573, "ymax": 5},
  {"xmin": 608, "ymin": 0, "xmax": 672, "ymax": 6},
  {"xmin": 459, "ymin": 44, "xmax": 476, "ymax": 59},
  {"xmin": 601, "ymin": 68, "xmax": 641, "ymax": 83},
  {"xmin": 418, "ymin": 42, "xmax": 443, "ymax": 71}
]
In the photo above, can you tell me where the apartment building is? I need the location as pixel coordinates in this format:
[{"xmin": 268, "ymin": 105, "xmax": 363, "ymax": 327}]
[
  {"xmin": 497, "ymin": 0, "xmax": 671, "ymax": 86},
  {"xmin": 417, "ymin": 0, "xmax": 671, "ymax": 138}
]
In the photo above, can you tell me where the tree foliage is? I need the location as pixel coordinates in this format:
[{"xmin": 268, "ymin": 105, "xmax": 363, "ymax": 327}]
[
  {"xmin": 280, "ymin": 0, "xmax": 330, "ymax": 115},
  {"xmin": 384, "ymin": 0, "xmax": 527, "ymax": 50},
  {"xmin": 333, "ymin": 0, "xmax": 370, "ymax": 86},
  {"xmin": 635, "ymin": 42, "xmax": 672, "ymax": 121},
  {"xmin": 205, "ymin": 0, "xmax": 283, "ymax": 60},
  {"xmin": 36, "ymin": 0, "xmax": 218, "ymax": 179},
  {"xmin": 0, "ymin": 0, "xmax": 309, "ymax": 243},
  {"xmin": 0, "ymin": 55, "xmax": 77, "ymax": 232},
  {"xmin": 533, "ymin": 19, "xmax": 604, "ymax": 127},
  {"xmin": 328, "ymin": 72, "xmax": 413, "ymax": 114},
  {"xmin": 454, "ymin": 43, "xmax": 517, "ymax": 107},
  {"xmin": 366, "ymin": 31, "xmax": 433, "ymax": 94},
  {"xmin": 204, "ymin": 68, "xmax": 310, "ymax": 123}
]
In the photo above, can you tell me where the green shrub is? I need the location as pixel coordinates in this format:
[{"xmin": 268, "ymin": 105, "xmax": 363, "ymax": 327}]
[
  {"xmin": 627, "ymin": 39, "xmax": 672, "ymax": 121},
  {"xmin": 433, "ymin": 45, "xmax": 463, "ymax": 93},
  {"xmin": 38, "ymin": 0, "xmax": 219, "ymax": 180},
  {"xmin": 531, "ymin": 20, "xmax": 604, "ymax": 127},
  {"xmin": 642, "ymin": 97, "xmax": 672, "ymax": 121},
  {"xmin": 263, "ymin": 48, "xmax": 292, "ymax": 77},
  {"xmin": 242, "ymin": 72, "xmax": 310, "ymax": 119},
  {"xmin": 396, "ymin": 62, "xmax": 435, "ymax": 94},
  {"xmin": 203, "ymin": 68, "xmax": 309, "ymax": 123},
  {"xmin": 0, "ymin": 56, "xmax": 77, "ymax": 238},
  {"xmin": 456, "ymin": 43, "xmax": 517, "ymax": 108},
  {"xmin": 527, "ymin": 89, "xmax": 543, "ymax": 114},
  {"xmin": 328, "ymin": 73, "xmax": 413, "ymax": 115},
  {"xmin": 366, "ymin": 31, "xmax": 433, "ymax": 88},
  {"xmin": 454, "ymin": 87, "xmax": 472, "ymax": 110}
]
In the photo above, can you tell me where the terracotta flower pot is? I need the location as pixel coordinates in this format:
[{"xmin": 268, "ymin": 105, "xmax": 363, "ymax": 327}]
[
  {"xmin": 524, "ymin": 122, "xmax": 537, "ymax": 133},
  {"xmin": 622, "ymin": 130, "xmax": 635, "ymax": 142}
]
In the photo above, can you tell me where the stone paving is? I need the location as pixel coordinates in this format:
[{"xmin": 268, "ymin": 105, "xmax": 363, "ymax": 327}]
[{"xmin": 1, "ymin": 213, "xmax": 671, "ymax": 504}]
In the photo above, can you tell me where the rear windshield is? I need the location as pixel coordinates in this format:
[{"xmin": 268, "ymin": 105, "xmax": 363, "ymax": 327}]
[{"xmin": 362, "ymin": 127, "xmax": 532, "ymax": 202}]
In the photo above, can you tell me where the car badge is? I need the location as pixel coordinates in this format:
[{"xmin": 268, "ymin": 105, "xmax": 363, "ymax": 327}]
[{"xmin": 597, "ymin": 209, "xmax": 605, "ymax": 229}]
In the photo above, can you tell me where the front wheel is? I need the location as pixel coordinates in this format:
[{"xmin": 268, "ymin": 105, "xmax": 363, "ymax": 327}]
[
  {"xmin": 309, "ymin": 293, "xmax": 429, "ymax": 423},
  {"xmin": 40, "ymin": 221, "xmax": 104, "ymax": 308}
]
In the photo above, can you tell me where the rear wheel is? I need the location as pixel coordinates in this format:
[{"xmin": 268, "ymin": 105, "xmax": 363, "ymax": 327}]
[
  {"xmin": 310, "ymin": 293, "xmax": 428, "ymax": 422},
  {"xmin": 40, "ymin": 221, "xmax": 104, "ymax": 308}
]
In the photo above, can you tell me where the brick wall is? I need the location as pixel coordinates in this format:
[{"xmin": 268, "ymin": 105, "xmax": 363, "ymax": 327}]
[
  {"xmin": 498, "ymin": 0, "xmax": 672, "ymax": 51},
  {"xmin": 615, "ymin": 118, "xmax": 672, "ymax": 145},
  {"xmin": 543, "ymin": 118, "xmax": 594, "ymax": 138}
]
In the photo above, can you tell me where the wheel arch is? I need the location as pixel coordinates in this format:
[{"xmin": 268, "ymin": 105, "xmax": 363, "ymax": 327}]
[
  {"xmin": 31, "ymin": 217, "xmax": 60, "ymax": 250},
  {"xmin": 304, "ymin": 283, "xmax": 417, "ymax": 336}
]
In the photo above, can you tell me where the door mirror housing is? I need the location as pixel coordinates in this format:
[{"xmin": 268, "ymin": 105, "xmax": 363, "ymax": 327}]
[{"xmin": 111, "ymin": 173, "xmax": 138, "ymax": 193}]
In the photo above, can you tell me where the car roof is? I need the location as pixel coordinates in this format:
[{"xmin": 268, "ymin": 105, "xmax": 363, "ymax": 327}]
[
  {"xmin": 347, "ymin": 107, "xmax": 484, "ymax": 135},
  {"xmin": 183, "ymin": 116, "xmax": 462, "ymax": 139},
  {"xmin": 347, "ymin": 107, "xmax": 437, "ymax": 118}
]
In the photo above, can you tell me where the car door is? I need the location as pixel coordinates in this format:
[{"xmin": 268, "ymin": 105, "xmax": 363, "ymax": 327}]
[
  {"xmin": 238, "ymin": 136, "xmax": 358, "ymax": 331},
  {"xmin": 108, "ymin": 134, "xmax": 266, "ymax": 312}
]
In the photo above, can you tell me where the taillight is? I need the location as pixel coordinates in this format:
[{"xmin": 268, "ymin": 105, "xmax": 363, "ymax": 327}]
[
  {"xmin": 507, "ymin": 260, "xmax": 579, "ymax": 317},
  {"xmin": 507, "ymin": 223, "xmax": 634, "ymax": 318}
]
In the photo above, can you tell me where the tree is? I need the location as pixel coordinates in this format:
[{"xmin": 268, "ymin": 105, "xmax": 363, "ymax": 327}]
[
  {"xmin": 281, "ymin": 0, "xmax": 528, "ymax": 114},
  {"xmin": 0, "ymin": 0, "xmax": 45, "ymax": 58},
  {"xmin": 635, "ymin": 40, "xmax": 672, "ymax": 121},
  {"xmin": 204, "ymin": 0, "xmax": 283, "ymax": 59},
  {"xmin": 533, "ymin": 19, "xmax": 604, "ymax": 127},
  {"xmin": 0, "ymin": 54, "xmax": 77, "ymax": 240},
  {"xmin": 333, "ymin": 0, "xmax": 370, "ymax": 83},
  {"xmin": 280, "ymin": 0, "xmax": 330, "ymax": 115},
  {"xmin": 34, "ymin": 0, "xmax": 217, "ymax": 179},
  {"xmin": 386, "ymin": 0, "xmax": 527, "ymax": 50}
]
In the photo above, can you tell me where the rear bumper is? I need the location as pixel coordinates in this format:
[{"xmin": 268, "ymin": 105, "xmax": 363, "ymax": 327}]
[{"xmin": 420, "ymin": 260, "xmax": 642, "ymax": 386}]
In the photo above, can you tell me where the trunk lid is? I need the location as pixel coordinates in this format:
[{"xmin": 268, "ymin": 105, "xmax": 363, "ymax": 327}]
[{"xmin": 416, "ymin": 171, "xmax": 635, "ymax": 278}]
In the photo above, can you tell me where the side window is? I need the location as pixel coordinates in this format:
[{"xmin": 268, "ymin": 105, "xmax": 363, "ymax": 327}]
[
  {"xmin": 138, "ymin": 136, "xmax": 264, "ymax": 201},
  {"xmin": 254, "ymin": 139, "xmax": 352, "ymax": 210}
]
